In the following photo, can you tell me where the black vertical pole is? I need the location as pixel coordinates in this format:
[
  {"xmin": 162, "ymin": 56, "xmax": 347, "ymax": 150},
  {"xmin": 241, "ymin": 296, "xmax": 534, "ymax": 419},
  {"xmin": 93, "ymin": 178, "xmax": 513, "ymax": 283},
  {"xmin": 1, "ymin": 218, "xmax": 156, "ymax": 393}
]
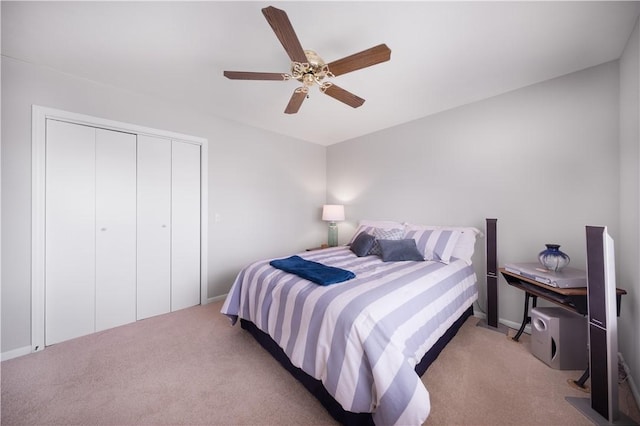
[{"xmin": 486, "ymin": 218, "xmax": 498, "ymax": 328}]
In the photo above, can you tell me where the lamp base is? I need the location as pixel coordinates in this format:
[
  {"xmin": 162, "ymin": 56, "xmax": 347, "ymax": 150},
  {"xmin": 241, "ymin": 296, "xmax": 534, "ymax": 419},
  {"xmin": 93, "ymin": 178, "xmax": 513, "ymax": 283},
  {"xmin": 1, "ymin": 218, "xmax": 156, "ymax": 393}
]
[{"xmin": 328, "ymin": 222, "xmax": 338, "ymax": 247}]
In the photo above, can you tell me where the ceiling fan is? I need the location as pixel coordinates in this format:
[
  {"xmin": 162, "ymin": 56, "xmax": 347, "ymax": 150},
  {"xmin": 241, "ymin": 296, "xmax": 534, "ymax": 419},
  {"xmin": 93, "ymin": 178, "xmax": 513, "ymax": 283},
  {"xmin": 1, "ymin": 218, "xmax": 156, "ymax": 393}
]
[{"xmin": 223, "ymin": 6, "xmax": 391, "ymax": 114}]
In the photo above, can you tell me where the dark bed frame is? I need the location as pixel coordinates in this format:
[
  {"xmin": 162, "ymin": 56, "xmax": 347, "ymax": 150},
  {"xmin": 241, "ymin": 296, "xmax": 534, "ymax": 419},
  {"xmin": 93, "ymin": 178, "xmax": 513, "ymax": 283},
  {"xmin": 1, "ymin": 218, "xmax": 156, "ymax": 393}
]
[{"xmin": 240, "ymin": 304, "xmax": 474, "ymax": 425}]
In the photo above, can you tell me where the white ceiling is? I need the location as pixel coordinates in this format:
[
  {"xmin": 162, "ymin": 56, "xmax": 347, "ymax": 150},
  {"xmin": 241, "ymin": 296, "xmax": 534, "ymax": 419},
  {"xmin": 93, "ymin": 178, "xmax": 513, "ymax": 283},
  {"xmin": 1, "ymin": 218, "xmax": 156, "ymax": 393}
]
[{"xmin": 3, "ymin": 1, "xmax": 639, "ymax": 145}]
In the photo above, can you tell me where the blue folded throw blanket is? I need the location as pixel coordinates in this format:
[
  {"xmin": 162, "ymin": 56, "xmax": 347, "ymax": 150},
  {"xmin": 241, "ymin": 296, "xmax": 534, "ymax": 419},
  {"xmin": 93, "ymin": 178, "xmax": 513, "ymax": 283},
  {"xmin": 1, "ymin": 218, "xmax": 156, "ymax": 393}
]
[{"xmin": 269, "ymin": 255, "xmax": 356, "ymax": 286}]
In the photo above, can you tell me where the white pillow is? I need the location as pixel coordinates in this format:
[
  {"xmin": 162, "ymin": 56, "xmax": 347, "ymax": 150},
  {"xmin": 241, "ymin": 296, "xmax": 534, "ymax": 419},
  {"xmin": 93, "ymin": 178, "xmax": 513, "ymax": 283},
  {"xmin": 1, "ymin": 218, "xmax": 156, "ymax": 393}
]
[
  {"xmin": 404, "ymin": 224, "xmax": 481, "ymax": 265},
  {"xmin": 358, "ymin": 219, "xmax": 404, "ymax": 229}
]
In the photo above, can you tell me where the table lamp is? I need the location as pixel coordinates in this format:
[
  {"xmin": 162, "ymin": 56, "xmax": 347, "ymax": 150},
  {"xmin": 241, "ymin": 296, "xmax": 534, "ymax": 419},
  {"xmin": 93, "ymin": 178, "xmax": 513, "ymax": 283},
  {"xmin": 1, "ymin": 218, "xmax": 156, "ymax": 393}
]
[{"xmin": 322, "ymin": 204, "xmax": 345, "ymax": 247}]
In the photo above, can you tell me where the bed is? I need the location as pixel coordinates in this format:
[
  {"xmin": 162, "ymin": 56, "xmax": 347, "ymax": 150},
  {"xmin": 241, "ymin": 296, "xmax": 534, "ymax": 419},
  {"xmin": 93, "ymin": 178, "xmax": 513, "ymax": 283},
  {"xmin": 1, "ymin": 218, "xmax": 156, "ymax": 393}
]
[{"xmin": 221, "ymin": 221, "xmax": 480, "ymax": 425}]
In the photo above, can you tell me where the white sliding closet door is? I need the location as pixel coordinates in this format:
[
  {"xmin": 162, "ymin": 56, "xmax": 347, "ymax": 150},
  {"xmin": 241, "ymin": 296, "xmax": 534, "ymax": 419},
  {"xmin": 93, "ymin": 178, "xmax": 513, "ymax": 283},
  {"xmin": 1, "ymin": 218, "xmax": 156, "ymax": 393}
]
[
  {"xmin": 45, "ymin": 120, "xmax": 96, "ymax": 346},
  {"xmin": 95, "ymin": 129, "xmax": 137, "ymax": 331},
  {"xmin": 137, "ymin": 135, "xmax": 172, "ymax": 320},
  {"xmin": 171, "ymin": 141, "xmax": 201, "ymax": 311}
]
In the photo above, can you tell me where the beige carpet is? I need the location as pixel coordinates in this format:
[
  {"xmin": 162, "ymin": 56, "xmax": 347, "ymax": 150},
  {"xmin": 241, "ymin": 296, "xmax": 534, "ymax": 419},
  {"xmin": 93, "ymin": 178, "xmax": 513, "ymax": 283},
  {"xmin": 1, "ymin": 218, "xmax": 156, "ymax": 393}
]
[{"xmin": 2, "ymin": 301, "xmax": 638, "ymax": 425}]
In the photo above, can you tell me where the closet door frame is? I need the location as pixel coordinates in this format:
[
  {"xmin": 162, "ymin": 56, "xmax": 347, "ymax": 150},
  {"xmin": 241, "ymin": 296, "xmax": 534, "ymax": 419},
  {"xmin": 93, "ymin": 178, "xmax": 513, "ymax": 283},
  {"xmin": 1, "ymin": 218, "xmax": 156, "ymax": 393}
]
[{"xmin": 31, "ymin": 105, "xmax": 209, "ymax": 353}]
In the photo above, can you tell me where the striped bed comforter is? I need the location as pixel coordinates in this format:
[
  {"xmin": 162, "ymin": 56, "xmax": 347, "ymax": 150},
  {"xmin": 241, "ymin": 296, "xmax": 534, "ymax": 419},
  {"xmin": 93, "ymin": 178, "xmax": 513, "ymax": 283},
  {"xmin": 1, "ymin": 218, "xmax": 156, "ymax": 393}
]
[{"xmin": 221, "ymin": 246, "xmax": 478, "ymax": 425}]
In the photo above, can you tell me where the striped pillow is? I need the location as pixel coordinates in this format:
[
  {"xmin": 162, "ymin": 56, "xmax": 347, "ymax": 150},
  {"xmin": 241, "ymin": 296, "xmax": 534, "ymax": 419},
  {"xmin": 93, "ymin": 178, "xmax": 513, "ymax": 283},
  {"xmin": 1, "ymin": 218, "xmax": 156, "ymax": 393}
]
[{"xmin": 405, "ymin": 228, "xmax": 462, "ymax": 264}]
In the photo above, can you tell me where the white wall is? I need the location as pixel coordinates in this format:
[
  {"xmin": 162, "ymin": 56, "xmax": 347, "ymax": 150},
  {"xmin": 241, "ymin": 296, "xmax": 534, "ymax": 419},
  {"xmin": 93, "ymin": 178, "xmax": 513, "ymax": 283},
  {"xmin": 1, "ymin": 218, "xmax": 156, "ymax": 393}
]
[
  {"xmin": 619, "ymin": 16, "xmax": 640, "ymax": 398},
  {"xmin": 1, "ymin": 56, "xmax": 326, "ymax": 355},
  {"xmin": 327, "ymin": 61, "xmax": 623, "ymax": 346}
]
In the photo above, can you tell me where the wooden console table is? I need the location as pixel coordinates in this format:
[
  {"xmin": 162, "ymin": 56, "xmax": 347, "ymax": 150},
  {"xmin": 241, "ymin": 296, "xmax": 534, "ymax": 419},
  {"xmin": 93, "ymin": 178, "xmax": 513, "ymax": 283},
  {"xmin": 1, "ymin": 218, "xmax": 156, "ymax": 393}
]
[{"xmin": 499, "ymin": 267, "xmax": 626, "ymax": 342}]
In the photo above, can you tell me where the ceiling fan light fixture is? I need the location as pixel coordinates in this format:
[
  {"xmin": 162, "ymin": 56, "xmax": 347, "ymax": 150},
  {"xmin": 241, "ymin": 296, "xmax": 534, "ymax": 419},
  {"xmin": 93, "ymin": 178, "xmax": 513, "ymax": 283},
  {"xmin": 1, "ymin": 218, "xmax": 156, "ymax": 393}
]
[{"xmin": 302, "ymin": 73, "xmax": 316, "ymax": 86}]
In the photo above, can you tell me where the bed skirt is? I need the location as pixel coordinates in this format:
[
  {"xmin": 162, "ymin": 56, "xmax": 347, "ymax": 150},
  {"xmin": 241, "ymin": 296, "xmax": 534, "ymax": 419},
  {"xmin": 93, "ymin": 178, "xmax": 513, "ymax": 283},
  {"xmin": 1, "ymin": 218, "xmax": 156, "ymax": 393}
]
[{"xmin": 240, "ymin": 304, "xmax": 474, "ymax": 426}]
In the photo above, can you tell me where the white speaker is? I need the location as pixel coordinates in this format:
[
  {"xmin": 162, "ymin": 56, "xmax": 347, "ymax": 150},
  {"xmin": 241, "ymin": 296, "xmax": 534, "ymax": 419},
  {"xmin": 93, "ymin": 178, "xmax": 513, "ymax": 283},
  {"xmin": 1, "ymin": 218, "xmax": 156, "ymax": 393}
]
[
  {"xmin": 585, "ymin": 226, "xmax": 619, "ymax": 422},
  {"xmin": 566, "ymin": 226, "xmax": 634, "ymax": 425},
  {"xmin": 530, "ymin": 307, "xmax": 587, "ymax": 370}
]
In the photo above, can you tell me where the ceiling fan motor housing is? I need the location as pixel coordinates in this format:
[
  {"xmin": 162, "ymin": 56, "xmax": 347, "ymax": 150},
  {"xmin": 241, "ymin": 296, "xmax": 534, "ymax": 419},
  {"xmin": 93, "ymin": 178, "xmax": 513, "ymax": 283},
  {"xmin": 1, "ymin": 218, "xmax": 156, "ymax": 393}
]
[{"xmin": 291, "ymin": 50, "xmax": 331, "ymax": 87}]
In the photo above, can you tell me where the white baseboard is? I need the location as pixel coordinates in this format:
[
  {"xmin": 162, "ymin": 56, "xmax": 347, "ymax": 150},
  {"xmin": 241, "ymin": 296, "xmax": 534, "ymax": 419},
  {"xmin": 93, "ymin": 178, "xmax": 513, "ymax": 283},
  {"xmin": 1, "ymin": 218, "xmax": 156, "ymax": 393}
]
[
  {"xmin": 206, "ymin": 294, "xmax": 227, "ymax": 304},
  {"xmin": 1, "ymin": 345, "xmax": 32, "ymax": 362},
  {"xmin": 473, "ymin": 311, "xmax": 531, "ymax": 335}
]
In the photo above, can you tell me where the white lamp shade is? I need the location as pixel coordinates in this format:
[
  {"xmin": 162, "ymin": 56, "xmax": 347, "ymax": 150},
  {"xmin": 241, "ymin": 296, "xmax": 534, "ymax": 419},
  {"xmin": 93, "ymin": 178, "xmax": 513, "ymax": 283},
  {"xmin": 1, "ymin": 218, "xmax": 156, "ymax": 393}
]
[{"xmin": 322, "ymin": 204, "xmax": 345, "ymax": 222}]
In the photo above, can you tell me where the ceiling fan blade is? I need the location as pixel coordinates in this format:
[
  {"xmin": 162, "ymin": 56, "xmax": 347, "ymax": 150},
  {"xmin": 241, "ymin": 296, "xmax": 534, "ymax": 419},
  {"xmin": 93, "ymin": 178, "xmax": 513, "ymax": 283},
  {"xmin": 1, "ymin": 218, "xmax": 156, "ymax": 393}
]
[
  {"xmin": 284, "ymin": 89, "xmax": 307, "ymax": 114},
  {"xmin": 326, "ymin": 44, "xmax": 391, "ymax": 77},
  {"xmin": 322, "ymin": 84, "xmax": 365, "ymax": 108},
  {"xmin": 224, "ymin": 71, "xmax": 287, "ymax": 81},
  {"xmin": 262, "ymin": 6, "xmax": 307, "ymax": 64}
]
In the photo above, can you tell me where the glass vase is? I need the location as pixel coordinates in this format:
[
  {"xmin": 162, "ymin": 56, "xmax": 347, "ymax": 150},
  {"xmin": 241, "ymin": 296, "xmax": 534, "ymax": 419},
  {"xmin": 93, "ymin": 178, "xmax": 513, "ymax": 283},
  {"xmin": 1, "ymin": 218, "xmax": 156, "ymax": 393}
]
[{"xmin": 538, "ymin": 244, "xmax": 570, "ymax": 272}]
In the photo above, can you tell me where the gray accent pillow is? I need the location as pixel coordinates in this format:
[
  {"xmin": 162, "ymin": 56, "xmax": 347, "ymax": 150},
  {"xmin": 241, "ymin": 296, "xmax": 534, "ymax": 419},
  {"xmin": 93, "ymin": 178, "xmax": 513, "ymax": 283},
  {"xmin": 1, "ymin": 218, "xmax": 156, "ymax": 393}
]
[
  {"xmin": 350, "ymin": 232, "xmax": 376, "ymax": 257},
  {"xmin": 378, "ymin": 239, "xmax": 425, "ymax": 262},
  {"xmin": 369, "ymin": 228, "xmax": 405, "ymax": 256}
]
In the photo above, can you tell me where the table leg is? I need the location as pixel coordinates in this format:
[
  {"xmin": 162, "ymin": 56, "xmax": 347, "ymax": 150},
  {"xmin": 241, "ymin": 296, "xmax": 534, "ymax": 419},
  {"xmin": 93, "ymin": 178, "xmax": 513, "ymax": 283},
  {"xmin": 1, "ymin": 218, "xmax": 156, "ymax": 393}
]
[
  {"xmin": 513, "ymin": 292, "xmax": 536, "ymax": 342},
  {"xmin": 572, "ymin": 367, "xmax": 590, "ymax": 389}
]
